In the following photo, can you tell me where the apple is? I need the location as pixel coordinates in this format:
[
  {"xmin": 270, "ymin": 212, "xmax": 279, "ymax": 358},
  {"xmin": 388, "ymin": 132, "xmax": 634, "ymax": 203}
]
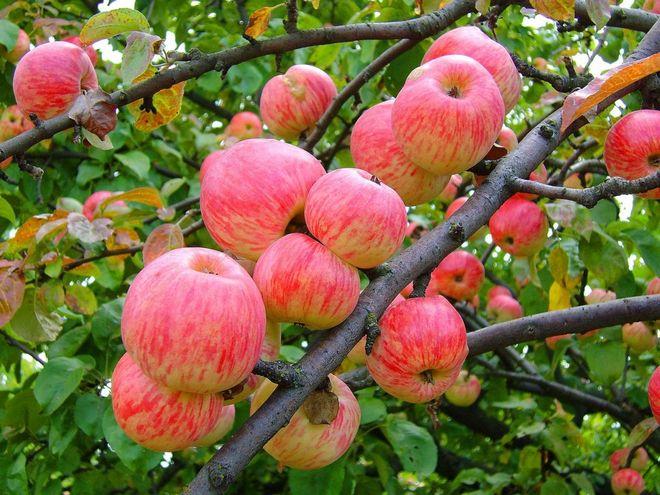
[
  {"xmin": 253, "ymin": 233, "xmax": 360, "ymax": 330},
  {"xmin": 444, "ymin": 370, "xmax": 481, "ymax": 407},
  {"xmin": 304, "ymin": 168, "xmax": 407, "ymax": 268},
  {"xmin": 422, "ymin": 26, "xmax": 522, "ymax": 112},
  {"xmin": 513, "ymin": 163, "xmax": 549, "ymax": 200},
  {"xmin": 487, "ymin": 285, "xmax": 512, "ymax": 300},
  {"xmin": 401, "ymin": 283, "xmax": 413, "ymax": 298},
  {"xmin": 63, "ymin": 35, "xmax": 98, "ymax": 66},
  {"xmin": 226, "ymin": 111, "xmax": 263, "ymax": 139},
  {"xmin": 563, "ymin": 172, "xmax": 592, "ymax": 189},
  {"xmin": 489, "ymin": 197, "xmax": 548, "ymax": 257},
  {"xmin": 649, "ymin": 367, "xmax": 660, "ymax": 423},
  {"xmin": 604, "ymin": 109, "xmax": 660, "ymax": 200},
  {"xmin": 200, "ymin": 139, "xmax": 325, "ymax": 261},
  {"xmin": 192, "ymin": 404, "xmax": 235, "ymax": 447},
  {"xmin": 647, "ymin": 277, "xmax": 660, "ymax": 295},
  {"xmin": 111, "ymin": 353, "xmax": 224, "ymax": 452},
  {"xmin": 392, "ymin": 55, "xmax": 504, "ymax": 175},
  {"xmin": 13, "ymin": 41, "xmax": 98, "ymax": 119},
  {"xmin": 250, "ymin": 374, "xmax": 361, "ymax": 470},
  {"xmin": 643, "ymin": 0, "xmax": 660, "ymax": 13},
  {"xmin": 366, "ymin": 296, "xmax": 468, "ymax": 403},
  {"xmin": 585, "ymin": 288, "xmax": 617, "ymax": 304},
  {"xmin": 438, "ymin": 174, "xmax": 463, "ymax": 203},
  {"xmin": 611, "ymin": 468, "xmax": 645, "ymax": 495},
  {"xmin": 199, "ymin": 149, "xmax": 223, "ymax": 184},
  {"xmin": 1, "ymin": 28, "xmax": 29, "ymax": 64},
  {"xmin": 533, "ymin": 57, "xmax": 548, "ymax": 71},
  {"xmin": 497, "ymin": 125, "xmax": 518, "ymax": 153},
  {"xmin": 621, "ymin": 322, "xmax": 657, "ymax": 353},
  {"xmin": 487, "ymin": 295, "xmax": 523, "ymax": 322},
  {"xmin": 350, "ymin": 100, "xmax": 450, "ymax": 206},
  {"xmin": 610, "ymin": 447, "xmax": 649, "ymax": 472},
  {"xmin": 546, "ymin": 334, "xmax": 572, "ymax": 350},
  {"xmin": 445, "ymin": 196, "xmax": 467, "ymax": 219},
  {"xmin": 426, "ymin": 250, "xmax": 485, "ymax": 301},
  {"xmin": 259, "ymin": 64, "xmax": 337, "ymax": 140},
  {"xmin": 121, "ymin": 247, "xmax": 266, "ymax": 394},
  {"xmin": 0, "ymin": 104, "xmax": 34, "ymax": 169},
  {"xmin": 82, "ymin": 191, "xmax": 128, "ymax": 221}
]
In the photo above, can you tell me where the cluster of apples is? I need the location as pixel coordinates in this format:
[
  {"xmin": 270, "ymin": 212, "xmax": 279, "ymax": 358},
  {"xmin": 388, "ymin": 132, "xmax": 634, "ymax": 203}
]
[{"xmin": 608, "ymin": 446, "xmax": 649, "ymax": 495}]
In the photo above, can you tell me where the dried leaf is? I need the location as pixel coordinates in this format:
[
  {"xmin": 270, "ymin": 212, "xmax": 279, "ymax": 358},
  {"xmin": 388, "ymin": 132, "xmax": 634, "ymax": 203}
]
[
  {"xmin": 67, "ymin": 213, "xmax": 113, "ymax": 244},
  {"xmin": 530, "ymin": 0, "xmax": 574, "ymax": 21},
  {"xmin": 80, "ymin": 8, "xmax": 150, "ymax": 45},
  {"xmin": 585, "ymin": 0, "xmax": 611, "ymax": 30},
  {"xmin": 121, "ymin": 32, "xmax": 162, "ymax": 85},
  {"xmin": 68, "ymin": 88, "xmax": 118, "ymax": 140},
  {"xmin": 245, "ymin": 7, "xmax": 274, "ymax": 38},
  {"xmin": 65, "ymin": 284, "xmax": 98, "ymax": 315},
  {"xmin": 143, "ymin": 224, "xmax": 184, "ymax": 265},
  {"xmin": 414, "ymin": 0, "xmax": 424, "ymax": 15},
  {"xmin": 0, "ymin": 261, "xmax": 25, "ymax": 327},
  {"xmin": 99, "ymin": 187, "xmax": 164, "ymax": 211},
  {"xmin": 126, "ymin": 66, "xmax": 186, "ymax": 131},
  {"xmin": 302, "ymin": 389, "xmax": 339, "ymax": 425},
  {"xmin": 561, "ymin": 53, "xmax": 660, "ymax": 132},
  {"xmin": 106, "ymin": 228, "xmax": 141, "ymax": 261},
  {"xmin": 484, "ymin": 143, "xmax": 508, "ymax": 160}
]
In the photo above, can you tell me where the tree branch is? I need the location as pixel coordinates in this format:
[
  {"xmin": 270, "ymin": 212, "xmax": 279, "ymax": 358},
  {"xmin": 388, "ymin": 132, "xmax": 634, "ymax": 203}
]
[
  {"xmin": 0, "ymin": 329, "xmax": 45, "ymax": 365},
  {"xmin": 184, "ymin": 91, "xmax": 234, "ymax": 120},
  {"xmin": 509, "ymin": 52, "xmax": 593, "ymax": 92},
  {"xmin": 284, "ymin": 0, "xmax": 299, "ymax": 34}
]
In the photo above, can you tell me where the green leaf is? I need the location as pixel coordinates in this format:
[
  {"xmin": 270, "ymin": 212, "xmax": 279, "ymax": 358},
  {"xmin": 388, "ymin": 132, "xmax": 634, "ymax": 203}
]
[
  {"xmin": 2, "ymin": 453, "xmax": 28, "ymax": 494},
  {"xmin": 101, "ymin": 407, "xmax": 162, "ymax": 472},
  {"xmin": 75, "ymin": 394, "xmax": 107, "ymax": 439},
  {"xmin": 289, "ymin": 456, "xmax": 346, "ymax": 495},
  {"xmin": 82, "ymin": 127, "xmax": 113, "ymax": 150},
  {"xmin": 160, "ymin": 178, "xmax": 186, "ymax": 199},
  {"xmin": 623, "ymin": 229, "xmax": 660, "ymax": 274},
  {"xmin": 65, "ymin": 284, "xmax": 98, "ymax": 315},
  {"xmin": 548, "ymin": 246, "xmax": 568, "ymax": 283},
  {"xmin": 227, "ymin": 63, "xmax": 263, "ymax": 95},
  {"xmin": 579, "ymin": 231, "xmax": 627, "ymax": 285},
  {"xmin": 80, "ymin": 8, "xmax": 150, "ymax": 45},
  {"xmin": 47, "ymin": 326, "xmax": 91, "ymax": 359},
  {"xmin": 569, "ymin": 473, "xmax": 595, "ymax": 495},
  {"xmin": 91, "ymin": 297, "xmax": 124, "ymax": 346},
  {"xmin": 34, "ymin": 357, "xmax": 90, "ymax": 414},
  {"xmin": 279, "ymin": 345, "xmax": 305, "ymax": 362},
  {"xmin": 0, "ymin": 195, "xmax": 16, "ymax": 224},
  {"xmin": 0, "ymin": 20, "xmax": 19, "ymax": 52},
  {"xmin": 76, "ymin": 161, "xmax": 105, "ymax": 186},
  {"xmin": 49, "ymin": 410, "xmax": 78, "ymax": 455},
  {"xmin": 583, "ymin": 340, "xmax": 625, "ymax": 385},
  {"xmin": 590, "ymin": 199, "xmax": 617, "ymax": 227},
  {"xmin": 492, "ymin": 397, "xmax": 537, "ymax": 409},
  {"xmin": 540, "ymin": 475, "xmax": 571, "ymax": 495},
  {"xmin": 116, "ymin": 150, "xmax": 151, "ymax": 179},
  {"xmin": 121, "ymin": 32, "xmax": 162, "ymax": 85},
  {"xmin": 383, "ymin": 418, "xmax": 437, "ymax": 477},
  {"xmin": 358, "ymin": 396, "xmax": 387, "ymax": 425},
  {"xmin": 519, "ymin": 445, "xmax": 542, "ymax": 474},
  {"xmin": 10, "ymin": 288, "xmax": 65, "ymax": 343},
  {"xmin": 626, "ymin": 417, "xmax": 659, "ymax": 448}
]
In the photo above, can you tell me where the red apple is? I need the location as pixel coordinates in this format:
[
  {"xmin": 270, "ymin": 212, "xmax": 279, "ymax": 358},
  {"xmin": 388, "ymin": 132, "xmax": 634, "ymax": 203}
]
[
  {"xmin": 647, "ymin": 277, "xmax": 660, "ymax": 295},
  {"xmin": 444, "ymin": 370, "xmax": 481, "ymax": 407},
  {"xmin": 585, "ymin": 288, "xmax": 617, "ymax": 304},
  {"xmin": 200, "ymin": 139, "xmax": 325, "ymax": 261},
  {"xmin": 250, "ymin": 374, "xmax": 360, "ymax": 470},
  {"xmin": 426, "ymin": 250, "xmax": 485, "ymax": 301},
  {"xmin": 621, "ymin": 322, "xmax": 657, "ymax": 353},
  {"xmin": 2, "ymin": 28, "xmax": 29, "ymax": 64},
  {"xmin": 0, "ymin": 104, "xmax": 34, "ymax": 169},
  {"xmin": 487, "ymin": 295, "xmax": 523, "ymax": 322},
  {"xmin": 611, "ymin": 468, "xmax": 645, "ymax": 495},
  {"xmin": 253, "ymin": 233, "xmax": 360, "ymax": 330},
  {"xmin": 487, "ymin": 285, "xmax": 512, "ymax": 300},
  {"xmin": 350, "ymin": 100, "xmax": 450, "ymax": 205},
  {"xmin": 610, "ymin": 447, "xmax": 649, "ymax": 472},
  {"xmin": 604, "ymin": 109, "xmax": 660, "ymax": 200},
  {"xmin": 259, "ymin": 64, "xmax": 337, "ymax": 140},
  {"xmin": 63, "ymin": 35, "xmax": 98, "ymax": 66},
  {"xmin": 304, "ymin": 168, "xmax": 407, "ymax": 268},
  {"xmin": 392, "ymin": 55, "xmax": 504, "ymax": 175},
  {"xmin": 111, "ymin": 353, "xmax": 224, "ymax": 452},
  {"xmin": 643, "ymin": 0, "xmax": 660, "ymax": 13},
  {"xmin": 649, "ymin": 367, "xmax": 660, "ymax": 423},
  {"xmin": 422, "ymin": 26, "xmax": 522, "ymax": 112},
  {"xmin": 446, "ymin": 196, "xmax": 467, "ymax": 219},
  {"xmin": 82, "ymin": 191, "xmax": 128, "ymax": 221},
  {"xmin": 199, "ymin": 149, "xmax": 223, "ymax": 184},
  {"xmin": 366, "ymin": 296, "xmax": 468, "ymax": 403},
  {"xmin": 497, "ymin": 125, "xmax": 518, "ymax": 153},
  {"xmin": 513, "ymin": 163, "xmax": 548, "ymax": 200},
  {"xmin": 121, "ymin": 247, "xmax": 266, "ymax": 394},
  {"xmin": 226, "ymin": 111, "xmax": 262, "ymax": 139},
  {"xmin": 546, "ymin": 334, "xmax": 572, "ymax": 350},
  {"xmin": 438, "ymin": 174, "xmax": 462, "ymax": 203},
  {"xmin": 13, "ymin": 41, "xmax": 98, "ymax": 119},
  {"xmin": 192, "ymin": 404, "xmax": 235, "ymax": 447},
  {"xmin": 489, "ymin": 198, "xmax": 548, "ymax": 257}
]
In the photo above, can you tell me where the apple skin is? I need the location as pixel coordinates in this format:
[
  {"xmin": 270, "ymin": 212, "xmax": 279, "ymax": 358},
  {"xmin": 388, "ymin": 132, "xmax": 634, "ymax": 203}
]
[
  {"xmin": 489, "ymin": 197, "xmax": 548, "ymax": 257},
  {"xmin": 422, "ymin": 26, "xmax": 522, "ymax": 112},
  {"xmin": 350, "ymin": 100, "xmax": 449, "ymax": 206},
  {"xmin": 647, "ymin": 277, "xmax": 660, "ymax": 295},
  {"xmin": 111, "ymin": 353, "xmax": 225, "ymax": 452},
  {"xmin": 426, "ymin": 250, "xmax": 485, "ymax": 301},
  {"xmin": 305, "ymin": 168, "xmax": 407, "ymax": 269},
  {"xmin": 0, "ymin": 104, "xmax": 34, "ymax": 169},
  {"xmin": 259, "ymin": 64, "xmax": 337, "ymax": 140},
  {"xmin": 444, "ymin": 370, "xmax": 481, "ymax": 407},
  {"xmin": 513, "ymin": 163, "xmax": 548, "ymax": 200},
  {"xmin": 649, "ymin": 367, "xmax": 660, "ymax": 423},
  {"xmin": 610, "ymin": 468, "xmax": 645, "ymax": 495},
  {"xmin": 199, "ymin": 149, "xmax": 223, "ymax": 184},
  {"xmin": 2, "ymin": 28, "xmax": 29, "ymax": 63},
  {"xmin": 609, "ymin": 447, "xmax": 649, "ymax": 472},
  {"xmin": 438, "ymin": 174, "xmax": 462, "ymax": 203},
  {"xmin": 121, "ymin": 247, "xmax": 266, "ymax": 394},
  {"xmin": 497, "ymin": 125, "xmax": 518, "ymax": 153},
  {"xmin": 643, "ymin": 0, "xmax": 660, "ymax": 13},
  {"xmin": 192, "ymin": 404, "xmax": 235, "ymax": 447},
  {"xmin": 446, "ymin": 196, "xmax": 467, "ymax": 219},
  {"xmin": 585, "ymin": 288, "xmax": 617, "ymax": 304},
  {"xmin": 250, "ymin": 374, "xmax": 361, "ymax": 470},
  {"xmin": 200, "ymin": 139, "xmax": 325, "ymax": 261},
  {"xmin": 401, "ymin": 283, "xmax": 413, "ymax": 298},
  {"xmin": 226, "ymin": 111, "xmax": 263, "ymax": 139},
  {"xmin": 82, "ymin": 191, "xmax": 127, "ymax": 220},
  {"xmin": 63, "ymin": 35, "xmax": 98, "ymax": 66},
  {"xmin": 604, "ymin": 109, "xmax": 660, "ymax": 200},
  {"xmin": 253, "ymin": 233, "xmax": 360, "ymax": 330},
  {"xmin": 487, "ymin": 295, "xmax": 523, "ymax": 322},
  {"xmin": 545, "ymin": 334, "xmax": 571, "ymax": 350},
  {"xmin": 366, "ymin": 296, "xmax": 468, "ymax": 403},
  {"xmin": 13, "ymin": 41, "xmax": 98, "ymax": 119},
  {"xmin": 621, "ymin": 322, "xmax": 657, "ymax": 354},
  {"xmin": 487, "ymin": 285, "xmax": 512, "ymax": 300},
  {"xmin": 391, "ymin": 54, "xmax": 505, "ymax": 176}
]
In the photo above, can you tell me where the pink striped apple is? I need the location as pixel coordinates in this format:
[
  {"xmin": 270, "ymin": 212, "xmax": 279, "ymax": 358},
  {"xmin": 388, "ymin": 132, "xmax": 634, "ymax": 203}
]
[
  {"xmin": 2, "ymin": 28, "xmax": 29, "ymax": 63},
  {"xmin": 121, "ymin": 247, "xmax": 266, "ymax": 394},
  {"xmin": 489, "ymin": 197, "xmax": 548, "ymax": 257},
  {"xmin": 438, "ymin": 174, "xmax": 462, "ymax": 203},
  {"xmin": 253, "ymin": 233, "xmax": 360, "ymax": 330},
  {"xmin": 82, "ymin": 191, "xmax": 127, "ymax": 220},
  {"xmin": 259, "ymin": 64, "xmax": 337, "ymax": 140},
  {"xmin": 250, "ymin": 374, "xmax": 361, "ymax": 470},
  {"xmin": 192, "ymin": 404, "xmax": 235, "ymax": 447},
  {"xmin": 426, "ymin": 250, "xmax": 485, "ymax": 301},
  {"xmin": 366, "ymin": 296, "xmax": 468, "ymax": 403},
  {"xmin": 200, "ymin": 139, "xmax": 325, "ymax": 261},
  {"xmin": 304, "ymin": 168, "xmax": 407, "ymax": 268},
  {"xmin": 650, "ymin": 367, "xmax": 660, "ymax": 423},
  {"xmin": 513, "ymin": 163, "xmax": 548, "ymax": 200},
  {"xmin": 392, "ymin": 55, "xmax": 504, "ymax": 175},
  {"xmin": 422, "ymin": 26, "xmax": 522, "ymax": 112},
  {"xmin": 622, "ymin": 322, "xmax": 657, "ymax": 353},
  {"xmin": 111, "ymin": 353, "xmax": 224, "ymax": 452},
  {"xmin": 13, "ymin": 41, "xmax": 98, "ymax": 119},
  {"xmin": 199, "ymin": 149, "xmax": 223, "ymax": 184},
  {"xmin": 350, "ymin": 100, "xmax": 449, "ymax": 205},
  {"xmin": 497, "ymin": 125, "xmax": 518, "ymax": 152},
  {"xmin": 604, "ymin": 109, "xmax": 660, "ymax": 200},
  {"xmin": 611, "ymin": 468, "xmax": 645, "ymax": 495},
  {"xmin": 63, "ymin": 35, "xmax": 98, "ymax": 66},
  {"xmin": 610, "ymin": 447, "xmax": 649, "ymax": 472},
  {"xmin": 487, "ymin": 285, "xmax": 512, "ymax": 300},
  {"xmin": 445, "ymin": 370, "xmax": 481, "ymax": 407},
  {"xmin": 586, "ymin": 288, "xmax": 616, "ymax": 304},
  {"xmin": 487, "ymin": 295, "xmax": 523, "ymax": 322},
  {"xmin": 226, "ymin": 111, "xmax": 262, "ymax": 139}
]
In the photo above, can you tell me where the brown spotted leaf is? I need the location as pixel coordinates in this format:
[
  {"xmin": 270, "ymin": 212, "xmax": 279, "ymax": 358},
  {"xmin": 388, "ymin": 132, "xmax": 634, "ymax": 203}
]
[
  {"xmin": 36, "ymin": 280, "xmax": 65, "ymax": 313},
  {"xmin": 302, "ymin": 389, "xmax": 339, "ymax": 425},
  {"xmin": 126, "ymin": 66, "xmax": 186, "ymax": 132},
  {"xmin": 245, "ymin": 7, "xmax": 274, "ymax": 38},
  {"xmin": 65, "ymin": 284, "xmax": 98, "ymax": 315},
  {"xmin": 67, "ymin": 213, "xmax": 113, "ymax": 244},
  {"xmin": 121, "ymin": 31, "xmax": 162, "ymax": 85},
  {"xmin": 80, "ymin": 8, "xmax": 150, "ymax": 45},
  {"xmin": 143, "ymin": 224, "xmax": 184, "ymax": 265},
  {"xmin": 68, "ymin": 88, "xmax": 118, "ymax": 140},
  {"xmin": 530, "ymin": 0, "xmax": 574, "ymax": 21},
  {"xmin": 0, "ymin": 261, "xmax": 25, "ymax": 327},
  {"xmin": 8, "ymin": 211, "xmax": 69, "ymax": 252}
]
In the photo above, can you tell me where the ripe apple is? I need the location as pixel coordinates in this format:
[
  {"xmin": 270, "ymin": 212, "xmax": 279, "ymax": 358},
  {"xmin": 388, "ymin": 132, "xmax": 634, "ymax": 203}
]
[
  {"xmin": 513, "ymin": 163, "xmax": 549, "ymax": 200},
  {"xmin": 487, "ymin": 295, "xmax": 523, "ymax": 322},
  {"xmin": 111, "ymin": 353, "xmax": 224, "ymax": 451},
  {"xmin": 226, "ymin": 111, "xmax": 262, "ymax": 139},
  {"xmin": 304, "ymin": 168, "xmax": 407, "ymax": 268},
  {"xmin": 546, "ymin": 334, "xmax": 572, "ymax": 350},
  {"xmin": 250, "ymin": 374, "xmax": 360, "ymax": 470},
  {"xmin": 350, "ymin": 100, "xmax": 450, "ymax": 206},
  {"xmin": 199, "ymin": 149, "xmax": 223, "ymax": 184},
  {"xmin": 1, "ymin": 28, "xmax": 29, "ymax": 63},
  {"xmin": 192, "ymin": 404, "xmax": 235, "ymax": 447},
  {"xmin": 487, "ymin": 285, "xmax": 513, "ymax": 300},
  {"xmin": 610, "ymin": 468, "xmax": 645, "ymax": 495},
  {"xmin": 586, "ymin": 288, "xmax": 617, "ymax": 304},
  {"xmin": 253, "ymin": 233, "xmax": 360, "ymax": 330},
  {"xmin": 200, "ymin": 139, "xmax": 325, "ymax": 261},
  {"xmin": 63, "ymin": 35, "xmax": 98, "ymax": 66},
  {"xmin": 446, "ymin": 196, "xmax": 467, "ymax": 218},
  {"xmin": 259, "ymin": 64, "xmax": 337, "ymax": 140},
  {"xmin": 391, "ymin": 54, "xmax": 504, "ymax": 175},
  {"xmin": 82, "ymin": 191, "xmax": 128, "ymax": 220},
  {"xmin": 444, "ymin": 370, "xmax": 481, "ymax": 407},
  {"xmin": 649, "ymin": 367, "xmax": 660, "ymax": 423},
  {"xmin": 609, "ymin": 447, "xmax": 649, "ymax": 472},
  {"xmin": 0, "ymin": 104, "xmax": 34, "ymax": 169},
  {"xmin": 366, "ymin": 296, "xmax": 468, "ymax": 403},
  {"xmin": 621, "ymin": 322, "xmax": 657, "ymax": 353},
  {"xmin": 643, "ymin": 0, "xmax": 660, "ymax": 13},
  {"xmin": 438, "ymin": 174, "xmax": 462, "ymax": 203},
  {"xmin": 122, "ymin": 247, "xmax": 266, "ymax": 394},
  {"xmin": 604, "ymin": 109, "xmax": 660, "ymax": 200},
  {"xmin": 422, "ymin": 26, "xmax": 522, "ymax": 112},
  {"xmin": 489, "ymin": 197, "xmax": 548, "ymax": 257},
  {"xmin": 497, "ymin": 125, "xmax": 518, "ymax": 153},
  {"xmin": 13, "ymin": 41, "xmax": 98, "ymax": 119},
  {"xmin": 426, "ymin": 250, "xmax": 485, "ymax": 301},
  {"xmin": 647, "ymin": 277, "xmax": 660, "ymax": 295}
]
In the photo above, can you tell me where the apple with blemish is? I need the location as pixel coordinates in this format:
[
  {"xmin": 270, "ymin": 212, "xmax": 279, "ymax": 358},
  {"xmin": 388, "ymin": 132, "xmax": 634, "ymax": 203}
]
[
  {"xmin": 1, "ymin": 28, "xmax": 29, "ymax": 63},
  {"xmin": 426, "ymin": 250, "xmax": 485, "ymax": 301},
  {"xmin": 489, "ymin": 197, "xmax": 548, "ymax": 257},
  {"xmin": 611, "ymin": 468, "xmax": 645, "ymax": 495},
  {"xmin": 192, "ymin": 404, "xmax": 235, "ymax": 447},
  {"xmin": 643, "ymin": 0, "xmax": 660, "ymax": 13},
  {"xmin": 585, "ymin": 288, "xmax": 616, "ymax": 304},
  {"xmin": 621, "ymin": 322, "xmax": 657, "ymax": 354},
  {"xmin": 609, "ymin": 447, "xmax": 649, "ymax": 472},
  {"xmin": 401, "ymin": 283, "xmax": 413, "ymax": 298},
  {"xmin": 438, "ymin": 174, "xmax": 463, "ymax": 203},
  {"xmin": 226, "ymin": 111, "xmax": 262, "ymax": 139},
  {"xmin": 444, "ymin": 370, "xmax": 481, "ymax": 407},
  {"xmin": 487, "ymin": 295, "xmax": 523, "ymax": 322},
  {"xmin": 63, "ymin": 35, "xmax": 98, "ymax": 66},
  {"xmin": 82, "ymin": 191, "xmax": 128, "ymax": 221},
  {"xmin": 649, "ymin": 367, "xmax": 660, "ymax": 423}
]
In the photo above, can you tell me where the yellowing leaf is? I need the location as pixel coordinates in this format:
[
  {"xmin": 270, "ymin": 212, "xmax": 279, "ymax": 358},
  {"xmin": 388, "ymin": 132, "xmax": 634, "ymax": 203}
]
[
  {"xmin": 80, "ymin": 8, "xmax": 150, "ymax": 45},
  {"xmin": 548, "ymin": 247, "xmax": 568, "ymax": 284},
  {"xmin": 143, "ymin": 224, "xmax": 184, "ymax": 265},
  {"xmin": 9, "ymin": 211, "xmax": 68, "ymax": 252},
  {"xmin": 561, "ymin": 53, "xmax": 660, "ymax": 133},
  {"xmin": 106, "ymin": 228, "xmax": 141, "ymax": 261},
  {"xmin": 65, "ymin": 284, "xmax": 98, "ymax": 315},
  {"xmin": 476, "ymin": 0, "xmax": 491, "ymax": 14},
  {"xmin": 549, "ymin": 281, "xmax": 571, "ymax": 311},
  {"xmin": 99, "ymin": 187, "xmax": 164, "ymax": 210},
  {"xmin": 126, "ymin": 66, "xmax": 186, "ymax": 132},
  {"xmin": 312, "ymin": 0, "xmax": 320, "ymax": 8},
  {"xmin": 530, "ymin": 0, "xmax": 574, "ymax": 21},
  {"xmin": 245, "ymin": 7, "xmax": 274, "ymax": 38},
  {"xmin": 0, "ymin": 261, "xmax": 25, "ymax": 327}
]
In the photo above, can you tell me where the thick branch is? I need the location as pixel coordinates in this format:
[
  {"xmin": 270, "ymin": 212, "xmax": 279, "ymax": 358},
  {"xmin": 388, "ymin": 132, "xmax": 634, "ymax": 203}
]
[{"xmin": 252, "ymin": 360, "xmax": 303, "ymax": 387}]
